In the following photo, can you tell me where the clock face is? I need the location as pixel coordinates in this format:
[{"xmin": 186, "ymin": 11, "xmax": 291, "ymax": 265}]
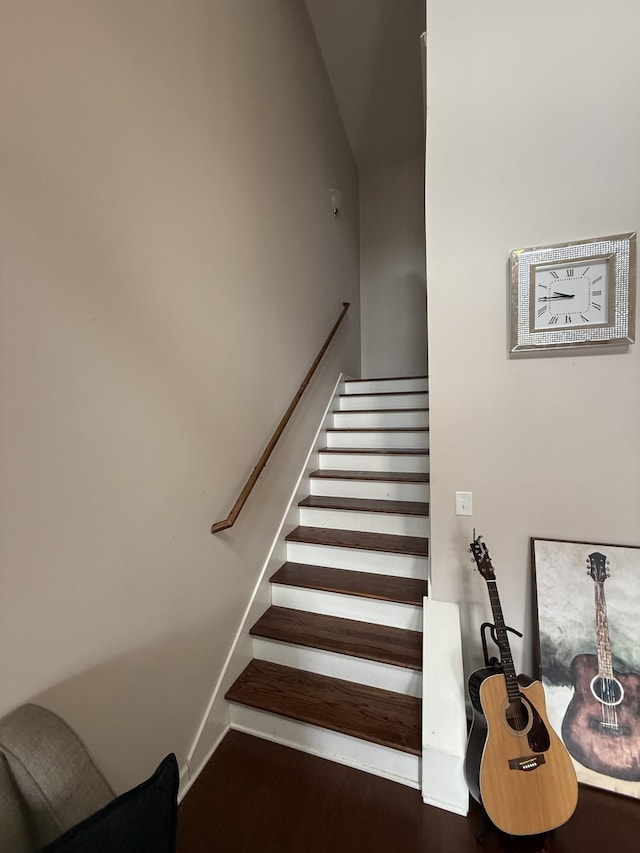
[{"xmin": 533, "ymin": 258, "xmax": 611, "ymax": 331}]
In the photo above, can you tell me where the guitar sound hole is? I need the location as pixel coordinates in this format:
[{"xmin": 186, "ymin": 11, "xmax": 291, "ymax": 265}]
[
  {"xmin": 505, "ymin": 699, "xmax": 530, "ymax": 733},
  {"xmin": 590, "ymin": 675, "xmax": 624, "ymax": 707}
]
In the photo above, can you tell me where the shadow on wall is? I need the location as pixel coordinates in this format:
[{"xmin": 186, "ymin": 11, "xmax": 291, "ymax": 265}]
[
  {"xmin": 33, "ymin": 625, "xmax": 208, "ymax": 795},
  {"xmin": 387, "ymin": 272, "xmax": 428, "ymax": 372},
  {"xmin": 357, "ymin": 0, "xmax": 425, "ymax": 169}
]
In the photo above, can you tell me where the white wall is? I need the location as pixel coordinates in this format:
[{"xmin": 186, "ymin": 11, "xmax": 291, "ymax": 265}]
[
  {"xmin": 426, "ymin": 0, "xmax": 640, "ymax": 678},
  {"xmin": 0, "ymin": 0, "xmax": 359, "ymax": 792},
  {"xmin": 360, "ymin": 157, "xmax": 427, "ymax": 377}
]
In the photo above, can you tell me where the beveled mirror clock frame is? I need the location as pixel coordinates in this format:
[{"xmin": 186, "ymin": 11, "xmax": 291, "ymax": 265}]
[{"xmin": 509, "ymin": 232, "xmax": 636, "ymax": 354}]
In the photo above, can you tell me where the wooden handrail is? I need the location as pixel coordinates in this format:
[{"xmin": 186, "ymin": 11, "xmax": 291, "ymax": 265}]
[{"xmin": 211, "ymin": 302, "xmax": 351, "ymax": 534}]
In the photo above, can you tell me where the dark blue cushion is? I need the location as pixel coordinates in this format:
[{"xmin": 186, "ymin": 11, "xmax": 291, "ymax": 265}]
[{"xmin": 39, "ymin": 753, "xmax": 178, "ymax": 853}]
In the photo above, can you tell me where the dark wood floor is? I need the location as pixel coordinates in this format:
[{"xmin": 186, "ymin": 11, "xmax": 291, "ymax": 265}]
[{"xmin": 178, "ymin": 731, "xmax": 640, "ymax": 853}]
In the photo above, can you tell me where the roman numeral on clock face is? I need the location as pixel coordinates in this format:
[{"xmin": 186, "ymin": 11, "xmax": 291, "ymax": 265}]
[
  {"xmin": 549, "ymin": 315, "xmax": 560, "ymax": 325},
  {"xmin": 566, "ymin": 268, "xmax": 574, "ymax": 277}
]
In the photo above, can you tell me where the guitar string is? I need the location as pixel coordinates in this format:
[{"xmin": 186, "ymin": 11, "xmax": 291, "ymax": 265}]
[
  {"xmin": 477, "ymin": 554, "xmax": 530, "ymax": 734},
  {"xmin": 488, "ymin": 584, "xmax": 529, "ymax": 732},
  {"xmin": 595, "ymin": 580, "xmax": 620, "ymax": 731}
]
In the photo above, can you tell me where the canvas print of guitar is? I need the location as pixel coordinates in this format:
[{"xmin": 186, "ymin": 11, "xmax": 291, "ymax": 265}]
[
  {"xmin": 562, "ymin": 551, "xmax": 640, "ymax": 781},
  {"xmin": 532, "ymin": 538, "xmax": 640, "ymax": 799},
  {"xmin": 466, "ymin": 536, "xmax": 578, "ymax": 836}
]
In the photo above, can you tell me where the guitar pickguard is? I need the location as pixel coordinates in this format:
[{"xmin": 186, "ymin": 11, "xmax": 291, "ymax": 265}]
[{"xmin": 521, "ymin": 693, "xmax": 551, "ymax": 753}]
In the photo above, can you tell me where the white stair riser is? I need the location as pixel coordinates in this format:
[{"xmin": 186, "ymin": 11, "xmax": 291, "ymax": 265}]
[
  {"xmin": 270, "ymin": 585, "xmax": 423, "ymax": 631},
  {"xmin": 286, "ymin": 542, "xmax": 428, "ymax": 578},
  {"xmin": 339, "ymin": 393, "xmax": 428, "ymax": 411},
  {"xmin": 319, "ymin": 451, "xmax": 428, "ymax": 474},
  {"xmin": 333, "ymin": 410, "xmax": 427, "ymax": 429},
  {"xmin": 228, "ymin": 706, "xmax": 421, "ymax": 789},
  {"xmin": 252, "ymin": 638, "xmax": 421, "ymax": 696},
  {"xmin": 299, "ymin": 506, "xmax": 428, "ymax": 537},
  {"xmin": 344, "ymin": 378, "xmax": 428, "ymax": 395},
  {"xmin": 326, "ymin": 430, "xmax": 428, "ymax": 449},
  {"xmin": 310, "ymin": 477, "xmax": 429, "ymax": 502}
]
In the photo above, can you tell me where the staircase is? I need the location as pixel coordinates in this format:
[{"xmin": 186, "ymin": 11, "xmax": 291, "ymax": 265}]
[{"xmin": 226, "ymin": 375, "xmax": 429, "ymax": 788}]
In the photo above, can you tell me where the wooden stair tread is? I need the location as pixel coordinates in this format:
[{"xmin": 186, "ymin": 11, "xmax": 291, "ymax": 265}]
[
  {"xmin": 327, "ymin": 427, "xmax": 428, "ymax": 433},
  {"xmin": 333, "ymin": 407, "xmax": 429, "ymax": 415},
  {"xmin": 298, "ymin": 495, "xmax": 429, "ymax": 516},
  {"xmin": 286, "ymin": 526, "xmax": 428, "ymax": 557},
  {"xmin": 319, "ymin": 447, "xmax": 429, "ymax": 456},
  {"xmin": 310, "ymin": 469, "xmax": 429, "ymax": 483},
  {"xmin": 226, "ymin": 659, "xmax": 421, "ymax": 755},
  {"xmin": 347, "ymin": 374, "xmax": 427, "ymax": 383},
  {"xmin": 271, "ymin": 563, "xmax": 428, "ymax": 605},
  {"xmin": 251, "ymin": 606, "xmax": 422, "ymax": 670},
  {"xmin": 340, "ymin": 390, "xmax": 427, "ymax": 399}
]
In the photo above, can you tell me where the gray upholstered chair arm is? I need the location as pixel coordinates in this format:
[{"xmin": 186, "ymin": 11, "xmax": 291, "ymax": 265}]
[{"xmin": 0, "ymin": 703, "xmax": 115, "ymax": 848}]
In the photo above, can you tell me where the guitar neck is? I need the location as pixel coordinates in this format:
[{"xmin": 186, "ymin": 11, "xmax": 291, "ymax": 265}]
[
  {"xmin": 486, "ymin": 580, "xmax": 521, "ymax": 702},
  {"xmin": 594, "ymin": 581, "xmax": 614, "ymax": 679}
]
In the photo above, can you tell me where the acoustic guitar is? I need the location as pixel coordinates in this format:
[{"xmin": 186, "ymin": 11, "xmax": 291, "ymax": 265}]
[
  {"xmin": 465, "ymin": 535, "xmax": 578, "ymax": 836},
  {"xmin": 561, "ymin": 551, "xmax": 640, "ymax": 781}
]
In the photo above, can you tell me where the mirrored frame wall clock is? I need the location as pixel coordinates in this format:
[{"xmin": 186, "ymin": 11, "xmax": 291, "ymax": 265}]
[{"xmin": 509, "ymin": 232, "xmax": 637, "ymax": 353}]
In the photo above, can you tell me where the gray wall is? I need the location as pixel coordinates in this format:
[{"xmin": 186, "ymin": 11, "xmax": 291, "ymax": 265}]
[
  {"xmin": 360, "ymin": 156, "xmax": 427, "ymax": 377},
  {"xmin": 426, "ymin": 0, "xmax": 640, "ymax": 679},
  {"xmin": 0, "ymin": 0, "xmax": 360, "ymax": 791}
]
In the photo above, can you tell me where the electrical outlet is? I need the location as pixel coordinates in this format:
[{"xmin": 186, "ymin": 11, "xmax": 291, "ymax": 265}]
[{"xmin": 455, "ymin": 491, "xmax": 472, "ymax": 516}]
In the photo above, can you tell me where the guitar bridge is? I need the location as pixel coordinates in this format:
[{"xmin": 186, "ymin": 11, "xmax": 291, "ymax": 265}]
[
  {"xmin": 588, "ymin": 718, "xmax": 632, "ymax": 736},
  {"xmin": 509, "ymin": 754, "xmax": 546, "ymax": 772}
]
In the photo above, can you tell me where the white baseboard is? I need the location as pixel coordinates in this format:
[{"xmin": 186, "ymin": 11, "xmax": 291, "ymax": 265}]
[
  {"xmin": 421, "ymin": 749, "xmax": 468, "ymax": 816},
  {"xmin": 178, "ymin": 723, "xmax": 230, "ymax": 803}
]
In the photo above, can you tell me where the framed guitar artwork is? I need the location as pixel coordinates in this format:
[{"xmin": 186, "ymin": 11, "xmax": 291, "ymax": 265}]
[{"xmin": 532, "ymin": 537, "xmax": 640, "ymax": 799}]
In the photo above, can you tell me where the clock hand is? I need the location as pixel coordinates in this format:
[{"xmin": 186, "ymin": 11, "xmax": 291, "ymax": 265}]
[{"xmin": 538, "ymin": 293, "xmax": 576, "ymax": 301}]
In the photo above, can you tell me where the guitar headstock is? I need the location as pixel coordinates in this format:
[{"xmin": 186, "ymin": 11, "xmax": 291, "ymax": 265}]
[
  {"xmin": 587, "ymin": 551, "xmax": 610, "ymax": 583},
  {"xmin": 470, "ymin": 534, "xmax": 496, "ymax": 582}
]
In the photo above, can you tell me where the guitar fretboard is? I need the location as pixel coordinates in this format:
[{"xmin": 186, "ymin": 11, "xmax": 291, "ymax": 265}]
[
  {"xmin": 594, "ymin": 581, "xmax": 614, "ymax": 679},
  {"xmin": 487, "ymin": 580, "xmax": 520, "ymax": 702}
]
